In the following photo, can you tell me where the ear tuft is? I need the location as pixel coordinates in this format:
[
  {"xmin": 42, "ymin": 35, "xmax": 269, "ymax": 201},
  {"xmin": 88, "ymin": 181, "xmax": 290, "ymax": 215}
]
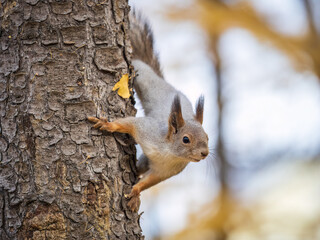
[
  {"xmin": 167, "ymin": 95, "xmax": 185, "ymax": 139},
  {"xmin": 195, "ymin": 95, "xmax": 204, "ymax": 124},
  {"xmin": 171, "ymin": 95, "xmax": 182, "ymax": 116}
]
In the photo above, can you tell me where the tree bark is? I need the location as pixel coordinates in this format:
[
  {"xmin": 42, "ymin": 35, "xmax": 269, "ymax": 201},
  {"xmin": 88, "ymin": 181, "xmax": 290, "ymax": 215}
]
[{"xmin": 0, "ymin": 0, "xmax": 142, "ymax": 239}]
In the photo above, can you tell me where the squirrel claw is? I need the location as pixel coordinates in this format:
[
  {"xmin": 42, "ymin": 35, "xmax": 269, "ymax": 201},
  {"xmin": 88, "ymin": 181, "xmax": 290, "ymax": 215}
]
[{"xmin": 124, "ymin": 192, "xmax": 134, "ymax": 199}]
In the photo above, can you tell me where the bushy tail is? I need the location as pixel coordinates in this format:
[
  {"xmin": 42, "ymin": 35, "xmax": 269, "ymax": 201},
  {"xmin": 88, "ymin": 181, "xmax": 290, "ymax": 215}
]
[{"xmin": 129, "ymin": 10, "xmax": 163, "ymax": 78}]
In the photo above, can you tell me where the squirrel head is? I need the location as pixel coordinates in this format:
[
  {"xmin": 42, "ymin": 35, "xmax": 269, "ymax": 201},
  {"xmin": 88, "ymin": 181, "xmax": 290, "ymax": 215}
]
[{"xmin": 166, "ymin": 95, "xmax": 209, "ymax": 162}]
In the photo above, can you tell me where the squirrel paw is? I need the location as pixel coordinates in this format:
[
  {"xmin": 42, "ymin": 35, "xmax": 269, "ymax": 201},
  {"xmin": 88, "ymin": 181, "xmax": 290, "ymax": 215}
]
[
  {"xmin": 125, "ymin": 187, "xmax": 141, "ymax": 212},
  {"xmin": 127, "ymin": 195, "xmax": 141, "ymax": 212},
  {"xmin": 87, "ymin": 116, "xmax": 114, "ymax": 132}
]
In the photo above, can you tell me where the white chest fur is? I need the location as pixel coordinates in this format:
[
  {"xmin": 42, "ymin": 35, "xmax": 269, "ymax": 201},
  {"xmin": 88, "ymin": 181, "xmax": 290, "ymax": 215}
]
[{"xmin": 144, "ymin": 146, "xmax": 189, "ymax": 179}]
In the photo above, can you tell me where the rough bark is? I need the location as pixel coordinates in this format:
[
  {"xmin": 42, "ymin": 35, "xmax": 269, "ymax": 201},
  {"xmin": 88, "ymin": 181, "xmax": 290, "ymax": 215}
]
[{"xmin": 0, "ymin": 0, "xmax": 142, "ymax": 239}]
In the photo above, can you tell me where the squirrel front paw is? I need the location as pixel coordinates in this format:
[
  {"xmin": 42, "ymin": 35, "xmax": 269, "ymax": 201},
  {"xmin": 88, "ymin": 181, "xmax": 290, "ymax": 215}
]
[
  {"xmin": 125, "ymin": 186, "xmax": 141, "ymax": 212},
  {"xmin": 127, "ymin": 195, "xmax": 141, "ymax": 212},
  {"xmin": 87, "ymin": 116, "xmax": 115, "ymax": 132}
]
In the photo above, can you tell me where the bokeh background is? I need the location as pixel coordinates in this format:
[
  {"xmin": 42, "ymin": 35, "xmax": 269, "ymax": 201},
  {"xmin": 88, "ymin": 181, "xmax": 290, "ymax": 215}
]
[{"xmin": 129, "ymin": 0, "xmax": 320, "ymax": 239}]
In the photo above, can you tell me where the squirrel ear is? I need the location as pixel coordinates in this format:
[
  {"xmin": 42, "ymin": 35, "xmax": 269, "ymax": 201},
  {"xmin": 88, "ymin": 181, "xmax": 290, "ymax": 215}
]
[
  {"xmin": 195, "ymin": 95, "xmax": 204, "ymax": 124},
  {"xmin": 167, "ymin": 95, "xmax": 185, "ymax": 139}
]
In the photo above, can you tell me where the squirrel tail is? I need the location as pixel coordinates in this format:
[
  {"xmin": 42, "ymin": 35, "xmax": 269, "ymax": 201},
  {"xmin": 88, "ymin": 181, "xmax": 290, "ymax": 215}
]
[{"xmin": 129, "ymin": 10, "xmax": 163, "ymax": 78}]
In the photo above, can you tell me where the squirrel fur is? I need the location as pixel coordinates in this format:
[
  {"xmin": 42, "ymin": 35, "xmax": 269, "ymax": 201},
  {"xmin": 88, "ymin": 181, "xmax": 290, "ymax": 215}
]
[{"xmin": 88, "ymin": 11, "xmax": 209, "ymax": 212}]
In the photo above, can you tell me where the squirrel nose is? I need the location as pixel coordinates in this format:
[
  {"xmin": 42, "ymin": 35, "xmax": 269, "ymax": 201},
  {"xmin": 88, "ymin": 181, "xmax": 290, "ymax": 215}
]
[{"xmin": 201, "ymin": 150, "xmax": 208, "ymax": 158}]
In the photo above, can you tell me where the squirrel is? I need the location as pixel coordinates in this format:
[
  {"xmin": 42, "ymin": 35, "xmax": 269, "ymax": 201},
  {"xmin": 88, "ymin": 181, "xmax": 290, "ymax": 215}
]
[{"xmin": 88, "ymin": 12, "xmax": 209, "ymax": 212}]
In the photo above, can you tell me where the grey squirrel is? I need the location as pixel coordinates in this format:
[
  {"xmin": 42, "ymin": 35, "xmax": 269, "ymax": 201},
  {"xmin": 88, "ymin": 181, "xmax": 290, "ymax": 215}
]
[{"xmin": 88, "ymin": 12, "xmax": 209, "ymax": 212}]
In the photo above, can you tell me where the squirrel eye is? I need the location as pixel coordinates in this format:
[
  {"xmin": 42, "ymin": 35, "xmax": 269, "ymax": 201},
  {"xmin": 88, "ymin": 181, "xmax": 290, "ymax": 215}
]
[{"xmin": 182, "ymin": 136, "xmax": 190, "ymax": 144}]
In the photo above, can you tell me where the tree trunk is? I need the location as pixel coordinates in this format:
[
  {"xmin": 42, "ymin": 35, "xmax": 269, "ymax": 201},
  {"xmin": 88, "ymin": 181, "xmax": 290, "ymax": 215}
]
[{"xmin": 0, "ymin": 1, "xmax": 142, "ymax": 239}]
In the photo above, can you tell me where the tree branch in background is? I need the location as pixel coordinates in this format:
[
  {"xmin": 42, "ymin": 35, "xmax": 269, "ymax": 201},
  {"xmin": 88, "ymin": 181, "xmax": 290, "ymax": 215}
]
[
  {"xmin": 303, "ymin": 0, "xmax": 318, "ymax": 40},
  {"xmin": 173, "ymin": 0, "xmax": 320, "ymax": 79}
]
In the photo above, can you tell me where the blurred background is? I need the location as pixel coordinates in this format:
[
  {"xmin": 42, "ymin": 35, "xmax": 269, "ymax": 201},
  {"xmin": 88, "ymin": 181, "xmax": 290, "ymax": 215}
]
[{"xmin": 129, "ymin": 0, "xmax": 320, "ymax": 239}]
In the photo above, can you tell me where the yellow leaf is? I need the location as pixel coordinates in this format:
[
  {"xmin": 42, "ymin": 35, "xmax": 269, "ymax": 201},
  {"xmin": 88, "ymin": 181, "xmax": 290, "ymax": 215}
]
[{"xmin": 112, "ymin": 74, "xmax": 131, "ymax": 99}]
